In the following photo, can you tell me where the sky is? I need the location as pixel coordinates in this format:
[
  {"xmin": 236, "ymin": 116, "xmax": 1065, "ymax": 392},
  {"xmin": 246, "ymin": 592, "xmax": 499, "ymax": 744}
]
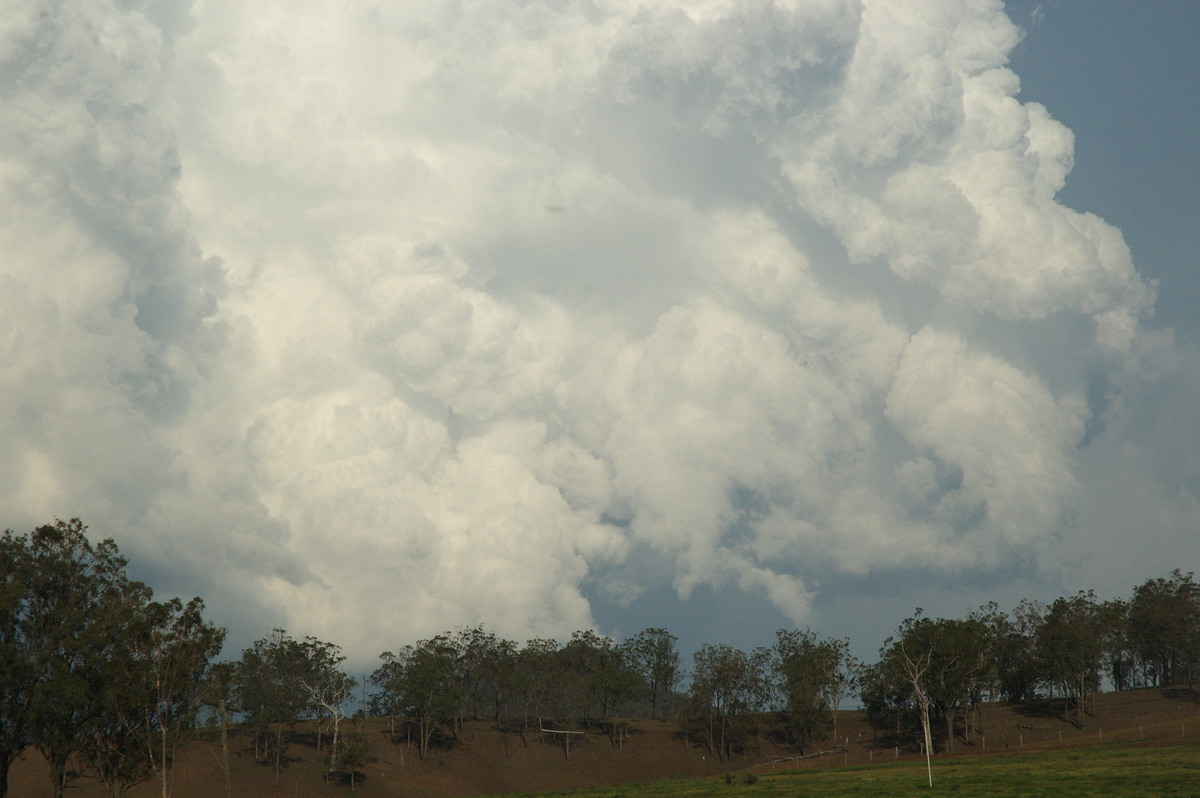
[{"xmin": 1, "ymin": 0, "xmax": 1196, "ymax": 672}]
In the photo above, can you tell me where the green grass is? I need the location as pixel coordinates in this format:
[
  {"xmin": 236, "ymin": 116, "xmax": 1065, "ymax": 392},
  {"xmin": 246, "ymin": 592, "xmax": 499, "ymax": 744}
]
[{"xmin": 499, "ymin": 742, "xmax": 1200, "ymax": 797}]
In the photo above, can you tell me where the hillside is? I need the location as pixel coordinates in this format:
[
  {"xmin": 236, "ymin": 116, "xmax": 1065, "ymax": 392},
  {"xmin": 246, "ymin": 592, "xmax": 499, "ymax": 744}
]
[{"xmin": 8, "ymin": 687, "xmax": 1199, "ymax": 797}]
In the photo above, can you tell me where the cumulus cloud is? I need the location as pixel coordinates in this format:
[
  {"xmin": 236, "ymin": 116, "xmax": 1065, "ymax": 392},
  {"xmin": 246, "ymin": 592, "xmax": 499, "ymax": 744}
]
[{"xmin": 2, "ymin": 0, "xmax": 1188, "ymax": 662}]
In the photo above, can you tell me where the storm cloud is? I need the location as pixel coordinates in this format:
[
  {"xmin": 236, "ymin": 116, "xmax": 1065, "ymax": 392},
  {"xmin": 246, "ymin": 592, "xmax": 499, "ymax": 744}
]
[{"xmin": 1, "ymin": 0, "xmax": 1190, "ymax": 660}]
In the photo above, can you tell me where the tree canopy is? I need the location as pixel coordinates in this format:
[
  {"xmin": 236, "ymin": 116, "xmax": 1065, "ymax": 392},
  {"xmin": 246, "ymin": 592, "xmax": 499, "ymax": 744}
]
[{"xmin": 3, "ymin": 516, "xmax": 1199, "ymax": 796}]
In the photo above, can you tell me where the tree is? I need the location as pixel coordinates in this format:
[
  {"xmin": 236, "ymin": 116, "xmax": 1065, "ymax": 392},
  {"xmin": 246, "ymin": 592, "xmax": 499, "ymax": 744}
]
[
  {"xmin": 688, "ymin": 643, "xmax": 770, "ymax": 761},
  {"xmin": 77, "ymin": 596, "xmax": 223, "ymax": 798},
  {"xmin": 1128, "ymin": 571, "xmax": 1200, "ymax": 687},
  {"xmin": 0, "ymin": 531, "xmax": 34, "ymax": 798},
  {"xmin": 1037, "ymin": 591, "xmax": 1106, "ymax": 725},
  {"xmin": 144, "ymin": 598, "xmax": 225, "ymax": 798},
  {"xmin": 973, "ymin": 600, "xmax": 1042, "ymax": 703},
  {"xmin": 557, "ymin": 630, "xmax": 638, "ymax": 723},
  {"xmin": 821, "ymin": 638, "xmax": 858, "ymax": 745},
  {"xmin": 858, "ymin": 656, "xmax": 913, "ymax": 737},
  {"xmin": 0, "ymin": 521, "xmax": 223, "ymax": 798},
  {"xmin": 235, "ymin": 630, "xmax": 312, "ymax": 784},
  {"xmin": 453, "ymin": 626, "xmax": 515, "ymax": 723},
  {"xmin": 198, "ymin": 662, "xmax": 237, "ymax": 798},
  {"xmin": 372, "ymin": 636, "xmax": 462, "ymax": 759},
  {"xmin": 875, "ymin": 612, "xmax": 991, "ymax": 758},
  {"xmin": 24, "ymin": 520, "xmax": 150, "ymax": 798},
  {"xmin": 508, "ymin": 638, "xmax": 559, "ymax": 739},
  {"xmin": 334, "ymin": 731, "xmax": 369, "ymax": 791},
  {"xmin": 1097, "ymin": 598, "xmax": 1135, "ymax": 691},
  {"xmin": 296, "ymin": 638, "xmax": 354, "ymax": 779},
  {"xmin": 895, "ymin": 635, "xmax": 934, "ymax": 788},
  {"xmin": 771, "ymin": 628, "xmax": 831, "ymax": 749},
  {"xmin": 622, "ymin": 628, "xmax": 681, "ymax": 719},
  {"xmin": 771, "ymin": 629, "xmax": 857, "ymax": 751}
]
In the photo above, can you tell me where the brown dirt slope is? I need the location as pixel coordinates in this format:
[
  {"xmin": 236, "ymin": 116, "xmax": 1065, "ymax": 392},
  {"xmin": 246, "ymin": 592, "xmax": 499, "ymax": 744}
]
[{"xmin": 8, "ymin": 687, "xmax": 1200, "ymax": 797}]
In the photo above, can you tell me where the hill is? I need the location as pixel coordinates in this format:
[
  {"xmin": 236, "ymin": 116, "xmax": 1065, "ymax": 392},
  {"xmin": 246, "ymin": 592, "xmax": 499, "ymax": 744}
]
[{"xmin": 8, "ymin": 687, "xmax": 1199, "ymax": 797}]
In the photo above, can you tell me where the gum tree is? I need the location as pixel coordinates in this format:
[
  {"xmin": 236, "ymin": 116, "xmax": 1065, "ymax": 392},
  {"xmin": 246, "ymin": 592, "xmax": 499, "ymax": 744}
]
[
  {"xmin": 622, "ymin": 628, "xmax": 681, "ymax": 719},
  {"xmin": 0, "ymin": 531, "xmax": 33, "ymax": 798},
  {"xmin": 24, "ymin": 520, "xmax": 150, "ymax": 798},
  {"xmin": 688, "ymin": 643, "xmax": 770, "ymax": 761},
  {"xmin": 236, "ymin": 631, "xmax": 312, "ymax": 784}
]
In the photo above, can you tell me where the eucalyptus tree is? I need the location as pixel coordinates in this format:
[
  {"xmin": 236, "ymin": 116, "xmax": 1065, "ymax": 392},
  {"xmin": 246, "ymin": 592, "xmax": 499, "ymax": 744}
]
[
  {"xmin": 147, "ymin": 598, "xmax": 225, "ymax": 797},
  {"xmin": 622, "ymin": 628, "xmax": 681, "ymax": 719},
  {"xmin": 1128, "ymin": 570, "xmax": 1200, "ymax": 687},
  {"xmin": 1036, "ymin": 591, "xmax": 1106, "ymax": 725},
  {"xmin": 0, "ymin": 530, "xmax": 34, "ymax": 798},
  {"xmin": 236, "ymin": 630, "xmax": 313, "ymax": 784},
  {"xmin": 199, "ymin": 662, "xmax": 237, "ymax": 798},
  {"xmin": 1097, "ymin": 598, "xmax": 1134, "ymax": 691},
  {"xmin": 688, "ymin": 643, "xmax": 771, "ymax": 761},
  {"xmin": 0, "ymin": 522, "xmax": 224, "ymax": 798},
  {"xmin": 372, "ymin": 635, "xmax": 462, "ymax": 759},
  {"xmin": 368, "ymin": 648, "xmax": 407, "ymax": 737},
  {"xmin": 508, "ymin": 638, "xmax": 559, "ymax": 737},
  {"xmin": 771, "ymin": 629, "xmax": 857, "ymax": 751},
  {"xmin": 557, "ymin": 630, "xmax": 639, "ymax": 723},
  {"xmin": 971, "ymin": 600, "xmax": 1041, "ymax": 703},
  {"xmin": 80, "ymin": 596, "xmax": 224, "ymax": 798},
  {"xmin": 858, "ymin": 656, "xmax": 913, "ymax": 737},
  {"xmin": 453, "ymin": 625, "xmax": 515, "ymax": 722},
  {"xmin": 920, "ymin": 617, "xmax": 990, "ymax": 751},
  {"xmin": 24, "ymin": 520, "xmax": 151, "ymax": 798},
  {"xmin": 296, "ymin": 637, "xmax": 355, "ymax": 778},
  {"xmin": 875, "ymin": 612, "xmax": 991, "ymax": 755}
]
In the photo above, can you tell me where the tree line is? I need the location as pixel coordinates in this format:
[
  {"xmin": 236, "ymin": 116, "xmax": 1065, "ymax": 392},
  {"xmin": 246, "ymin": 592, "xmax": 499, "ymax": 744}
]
[{"xmin": 2, "ymin": 519, "xmax": 1198, "ymax": 795}]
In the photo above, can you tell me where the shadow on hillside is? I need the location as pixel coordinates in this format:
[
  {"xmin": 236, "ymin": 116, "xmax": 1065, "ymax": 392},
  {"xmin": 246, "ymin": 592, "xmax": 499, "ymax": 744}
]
[
  {"xmin": 329, "ymin": 769, "xmax": 367, "ymax": 789},
  {"xmin": 253, "ymin": 751, "xmax": 304, "ymax": 769},
  {"xmin": 1012, "ymin": 699, "xmax": 1084, "ymax": 727},
  {"xmin": 378, "ymin": 722, "xmax": 460, "ymax": 754},
  {"xmin": 291, "ymin": 730, "xmax": 320, "ymax": 749},
  {"xmin": 1162, "ymin": 685, "xmax": 1200, "ymax": 704}
]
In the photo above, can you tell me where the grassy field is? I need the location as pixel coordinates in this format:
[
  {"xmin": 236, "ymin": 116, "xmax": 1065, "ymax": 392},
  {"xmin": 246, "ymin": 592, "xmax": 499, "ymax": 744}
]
[{"xmin": 502, "ymin": 742, "xmax": 1200, "ymax": 797}]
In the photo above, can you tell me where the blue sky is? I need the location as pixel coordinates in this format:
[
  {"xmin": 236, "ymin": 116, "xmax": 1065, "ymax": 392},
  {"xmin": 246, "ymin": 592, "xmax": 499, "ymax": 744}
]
[
  {"xmin": 1, "ymin": 0, "xmax": 1196, "ymax": 673},
  {"xmin": 1008, "ymin": 0, "xmax": 1200, "ymax": 339}
]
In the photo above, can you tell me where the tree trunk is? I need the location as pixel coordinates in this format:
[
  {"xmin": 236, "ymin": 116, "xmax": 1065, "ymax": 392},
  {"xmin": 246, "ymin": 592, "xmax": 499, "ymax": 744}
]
[
  {"xmin": 943, "ymin": 708, "xmax": 954, "ymax": 753},
  {"xmin": 160, "ymin": 720, "xmax": 170, "ymax": 798},
  {"xmin": 219, "ymin": 698, "xmax": 232, "ymax": 798},
  {"xmin": 705, "ymin": 710, "xmax": 715, "ymax": 759},
  {"xmin": 329, "ymin": 711, "xmax": 341, "ymax": 775},
  {"xmin": 49, "ymin": 752, "xmax": 69, "ymax": 798},
  {"xmin": 273, "ymin": 725, "xmax": 283, "ymax": 786},
  {"xmin": 419, "ymin": 716, "xmax": 432, "ymax": 760},
  {"xmin": 918, "ymin": 699, "xmax": 933, "ymax": 788},
  {"xmin": 316, "ymin": 706, "xmax": 323, "ymax": 761}
]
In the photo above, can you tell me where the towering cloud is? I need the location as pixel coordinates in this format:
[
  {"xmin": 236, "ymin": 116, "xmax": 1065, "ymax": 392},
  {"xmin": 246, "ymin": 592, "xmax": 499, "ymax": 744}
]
[{"xmin": 0, "ymin": 0, "xmax": 1181, "ymax": 660}]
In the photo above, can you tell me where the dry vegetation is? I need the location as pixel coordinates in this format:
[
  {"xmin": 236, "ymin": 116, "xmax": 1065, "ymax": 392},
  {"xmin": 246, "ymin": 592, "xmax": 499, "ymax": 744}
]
[{"xmin": 8, "ymin": 687, "xmax": 1199, "ymax": 798}]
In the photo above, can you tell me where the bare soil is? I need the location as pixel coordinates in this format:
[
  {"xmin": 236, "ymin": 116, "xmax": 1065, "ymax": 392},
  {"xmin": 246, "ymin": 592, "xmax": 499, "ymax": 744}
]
[{"xmin": 8, "ymin": 687, "xmax": 1200, "ymax": 797}]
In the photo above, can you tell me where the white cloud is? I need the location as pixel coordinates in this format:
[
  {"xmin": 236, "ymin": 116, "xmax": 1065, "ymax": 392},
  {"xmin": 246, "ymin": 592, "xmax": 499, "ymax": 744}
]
[{"xmin": 2, "ymin": 0, "xmax": 1192, "ymax": 664}]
